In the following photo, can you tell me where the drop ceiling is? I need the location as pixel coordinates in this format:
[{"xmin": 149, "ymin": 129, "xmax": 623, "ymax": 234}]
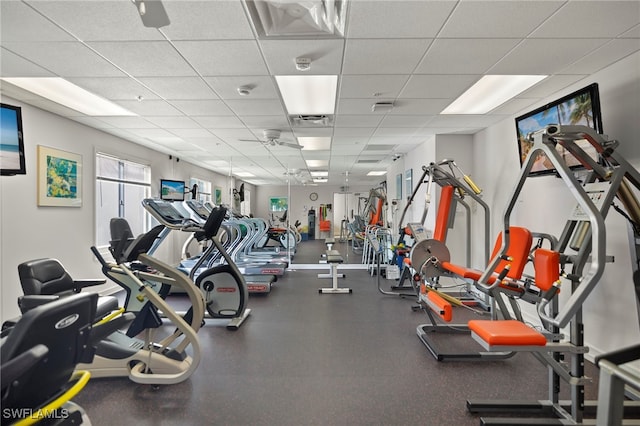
[{"xmin": 1, "ymin": 0, "xmax": 639, "ymax": 186}]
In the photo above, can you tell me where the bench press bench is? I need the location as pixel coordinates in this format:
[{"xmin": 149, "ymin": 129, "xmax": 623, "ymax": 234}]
[{"xmin": 318, "ymin": 249, "xmax": 351, "ymax": 294}]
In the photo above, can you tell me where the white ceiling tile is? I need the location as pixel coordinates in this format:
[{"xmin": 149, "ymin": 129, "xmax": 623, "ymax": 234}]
[
  {"xmin": 530, "ymin": 1, "xmax": 640, "ymax": 38},
  {"xmin": 170, "ymin": 128, "xmax": 213, "ymax": 138},
  {"xmin": 70, "ymin": 116, "xmax": 114, "ymax": 129},
  {"xmin": 0, "ymin": 48, "xmax": 53, "ymax": 77},
  {"xmin": 2, "ymin": 42, "xmax": 126, "ymax": 77},
  {"xmin": 489, "ymin": 38, "xmax": 610, "ymax": 75},
  {"xmin": 388, "ymin": 99, "xmax": 452, "ymax": 115},
  {"xmin": 440, "ymin": 1, "xmax": 564, "ymax": 38},
  {"xmin": 95, "ymin": 116, "xmax": 158, "ymax": 129},
  {"xmin": 226, "ymin": 99, "xmax": 286, "ymax": 116},
  {"xmin": 210, "ymin": 129, "xmax": 258, "ymax": 141},
  {"xmin": 337, "ymin": 99, "xmax": 391, "ymax": 114},
  {"xmin": 517, "ymin": 75, "xmax": 590, "ymax": 98},
  {"xmin": 415, "ymin": 39, "xmax": 520, "ymax": 74},
  {"xmin": 114, "ymin": 99, "xmax": 183, "ymax": 116},
  {"xmin": 204, "ymin": 76, "xmax": 279, "ymax": 100},
  {"xmin": 333, "ymin": 127, "xmax": 374, "ymax": 138},
  {"xmin": 143, "ymin": 116, "xmax": 200, "ymax": 129},
  {"xmin": 559, "ymin": 39, "xmax": 640, "ymax": 75},
  {"xmin": 88, "ymin": 41, "xmax": 196, "ymax": 77},
  {"xmin": 23, "ymin": 0, "xmax": 164, "ymax": 41},
  {"xmin": 489, "ymin": 98, "xmax": 543, "ymax": 116},
  {"xmin": 399, "ymin": 74, "xmax": 480, "ymax": 99},
  {"xmin": 259, "ymin": 39, "xmax": 344, "ymax": 75},
  {"xmin": 426, "ymin": 114, "xmax": 510, "ymax": 128},
  {"xmin": 343, "ymin": 39, "xmax": 431, "ymax": 74},
  {"xmin": 68, "ymin": 77, "xmax": 159, "ymax": 101},
  {"xmin": 128, "ymin": 128, "xmax": 180, "ymax": 139},
  {"xmin": 136, "ymin": 77, "xmax": 218, "ymax": 100},
  {"xmin": 379, "ymin": 115, "xmax": 434, "ymax": 127},
  {"xmin": 241, "ymin": 115, "xmax": 291, "ymax": 129},
  {"xmin": 333, "ymin": 114, "xmax": 384, "ymax": 127},
  {"xmin": 620, "ymin": 24, "xmax": 640, "ymax": 38},
  {"xmin": 193, "ymin": 115, "xmax": 247, "ymax": 129},
  {"xmin": 0, "ymin": 1, "xmax": 75, "ymax": 42},
  {"xmin": 173, "ymin": 41, "xmax": 269, "ymax": 76},
  {"xmin": 161, "ymin": 1, "xmax": 254, "ymax": 40},
  {"xmin": 171, "ymin": 100, "xmax": 235, "ymax": 116},
  {"xmin": 373, "ymin": 127, "xmax": 420, "ymax": 137},
  {"xmin": 339, "ymin": 75, "xmax": 409, "ymax": 98},
  {"xmin": 347, "ymin": 1, "xmax": 456, "ymax": 38}
]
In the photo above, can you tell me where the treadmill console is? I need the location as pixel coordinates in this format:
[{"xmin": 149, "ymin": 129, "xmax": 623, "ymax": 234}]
[
  {"xmin": 185, "ymin": 200, "xmax": 210, "ymax": 220},
  {"xmin": 143, "ymin": 199, "xmax": 188, "ymax": 225}
]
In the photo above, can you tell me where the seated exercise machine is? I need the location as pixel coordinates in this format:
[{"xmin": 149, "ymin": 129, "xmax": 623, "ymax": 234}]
[
  {"xmin": 394, "ymin": 159, "xmax": 491, "ymax": 303},
  {"xmin": 466, "ymin": 125, "xmax": 640, "ymax": 424},
  {"xmin": 112, "ymin": 206, "xmax": 250, "ymax": 329},
  {"xmin": 1, "ymin": 292, "xmax": 97, "ymax": 425},
  {"xmin": 83, "ymin": 222, "xmax": 203, "ymax": 384}
]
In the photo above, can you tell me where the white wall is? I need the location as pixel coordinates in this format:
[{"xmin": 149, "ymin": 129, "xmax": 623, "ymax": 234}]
[
  {"xmin": 254, "ymin": 183, "xmax": 371, "ymax": 238},
  {"xmin": 0, "ymin": 98, "xmax": 233, "ymax": 321},
  {"xmin": 472, "ymin": 50, "xmax": 640, "ymax": 361}
]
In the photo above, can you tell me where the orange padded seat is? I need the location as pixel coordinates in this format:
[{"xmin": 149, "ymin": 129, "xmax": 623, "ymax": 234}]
[
  {"xmin": 403, "ymin": 257, "xmax": 412, "ymax": 266},
  {"xmin": 468, "ymin": 319, "xmax": 547, "ymax": 346}
]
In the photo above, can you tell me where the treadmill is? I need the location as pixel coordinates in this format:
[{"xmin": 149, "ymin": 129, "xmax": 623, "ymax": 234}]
[{"xmin": 143, "ymin": 198, "xmax": 277, "ymax": 294}]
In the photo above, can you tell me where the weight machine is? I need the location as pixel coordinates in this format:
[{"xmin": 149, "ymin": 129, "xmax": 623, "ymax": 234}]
[{"xmin": 466, "ymin": 124, "xmax": 640, "ymax": 424}]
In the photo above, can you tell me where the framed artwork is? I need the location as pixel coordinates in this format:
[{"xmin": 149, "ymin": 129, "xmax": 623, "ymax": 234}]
[
  {"xmin": 396, "ymin": 173, "xmax": 402, "ymax": 199},
  {"xmin": 269, "ymin": 196, "xmax": 288, "ymax": 212},
  {"xmin": 214, "ymin": 187, "xmax": 222, "ymax": 205},
  {"xmin": 405, "ymin": 168, "xmax": 413, "ymax": 199},
  {"xmin": 37, "ymin": 145, "xmax": 82, "ymax": 207}
]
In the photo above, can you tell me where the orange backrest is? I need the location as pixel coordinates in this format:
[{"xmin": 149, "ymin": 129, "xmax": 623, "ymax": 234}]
[
  {"xmin": 434, "ymin": 185, "xmax": 454, "ymax": 242},
  {"xmin": 489, "ymin": 227, "xmax": 533, "ymax": 280},
  {"xmin": 533, "ymin": 248, "xmax": 560, "ymax": 291}
]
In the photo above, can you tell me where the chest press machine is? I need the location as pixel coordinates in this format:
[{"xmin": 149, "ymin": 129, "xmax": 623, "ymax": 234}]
[{"xmin": 465, "ymin": 125, "xmax": 640, "ymax": 425}]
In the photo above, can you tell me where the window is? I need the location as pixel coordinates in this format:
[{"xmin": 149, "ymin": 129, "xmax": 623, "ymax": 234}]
[
  {"xmin": 241, "ymin": 189, "xmax": 251, "ymax": 216},
  {"xmin": 189, "ymin": 177, "xmax": 211, "ymax": 203},
  {"xmin": 95, "ymin": 153, "xmax": 151, "ymax": 247}
]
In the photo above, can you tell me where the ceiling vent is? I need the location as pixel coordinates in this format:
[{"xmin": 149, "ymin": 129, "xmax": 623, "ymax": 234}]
[
  {"xmin": 244, "ymin": 0, "xmax": 347, "ymax": 39},
  {"xmin": 371, "ymin": 101, "xmax": 394, "ymax": 112},
  {"xmin": 289, "ymin": 114, "xmax": 334, "ymax": 127}
]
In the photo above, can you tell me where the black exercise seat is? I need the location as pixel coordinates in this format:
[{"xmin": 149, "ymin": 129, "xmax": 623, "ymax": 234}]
[
  {"xmin": 1, "ymin": 292, "xmax": 97, "ymax": 425},
  {"xmin": 18, "ymin": 258, "xmax": 118, "ymax": 321}
]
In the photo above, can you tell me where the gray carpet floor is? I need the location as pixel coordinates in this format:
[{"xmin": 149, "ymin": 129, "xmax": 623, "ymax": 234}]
[{"xmin": 74, "ymin": 239, "xmax": 600, "ymax": 425}]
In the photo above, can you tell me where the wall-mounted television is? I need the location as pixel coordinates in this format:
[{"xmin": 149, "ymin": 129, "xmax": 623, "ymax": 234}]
[
  {"xmin": 160, "ymin": 179, "xmax": 186, "ymax": 202},
  {"xmin": 516, "ymin": 83, "xmax": 603, "ymax": 176},
  {"xmin": 1, "ymin": 103, "xmax": 26, "ymax": 176}
]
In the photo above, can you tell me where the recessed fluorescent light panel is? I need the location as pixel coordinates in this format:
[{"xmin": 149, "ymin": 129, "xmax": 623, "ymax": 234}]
[
  {"xmin": 305, "ymin": 159, "xmax": 329, "ymax": 168},
  {"xmin": 298, "ymin": 137, "xmax": 331, "ymax": 150},
  {"xmin": 441, "ymin": 75, "xmax": 547, "ymax": 115},
  {"xmin": 235, "ymin": 171, "xmax": 255, "ymax": 177},
  {"xmin": 275, "ymin": 75, "xmax": 337, "ymax": 115},
  {"xmin": 313, "ymin": 178, "xmax": 328, "ymax": 183},
  {"xmin": 310, "ymin": 171, "xmax": 328, "ymax": 177},
  {"xmin": 1, "ymin": 77, "xmax": 136, "ymax": 116},
  {"xmin": 367, "ymin": 171, "xmax": 387, "ymax": 176}
]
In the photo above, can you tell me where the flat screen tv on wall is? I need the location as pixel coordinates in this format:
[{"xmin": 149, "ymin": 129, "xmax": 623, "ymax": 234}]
[
  {"xmin": 0, "ymin": 103, "xmax": 26, "ymax": 176},
  {"xmin": 516, "ymin": 83, "xmax": 603, "ymax": 177},
  {"xmin": 160, "ymin": 179, "xmax": 186, "ymax": 202}
]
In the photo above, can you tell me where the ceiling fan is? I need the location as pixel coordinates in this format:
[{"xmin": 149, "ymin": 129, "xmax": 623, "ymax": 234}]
[{"xmin": 241, "ymin": 129, "xmax": 303, "ymax": 150}]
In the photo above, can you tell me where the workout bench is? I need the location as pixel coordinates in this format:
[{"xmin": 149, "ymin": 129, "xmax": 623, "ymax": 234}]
[{"xmin": 318, "ymin": 249, "xmax": 351, "ymax": 294}]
